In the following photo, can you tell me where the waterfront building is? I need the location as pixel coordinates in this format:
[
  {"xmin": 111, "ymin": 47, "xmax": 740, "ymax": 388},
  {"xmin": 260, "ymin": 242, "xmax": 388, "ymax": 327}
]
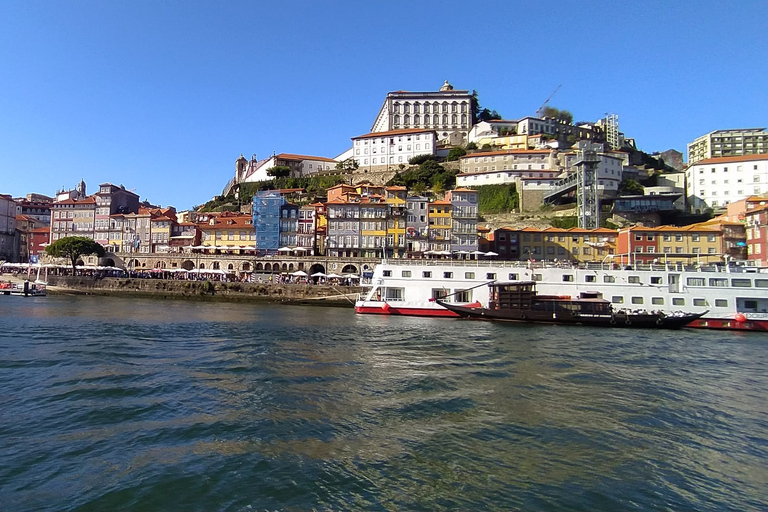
[
  {"xmin": 326, "ymin": 199, "xmax": 360, "ymax": 258},
  {"xmin": 384, "ymin": 186, "xmax": 407, "ymax": 258},
  {"xmin": 370, "ymin": 81, "xmax": 473, "ymax": 143},
  {"xmin": 617, "ymin": 225, "xmax": 723, "ymax": 265},
  {"xmin": 150, "ymin": 209, "xmax": 177, "ymax": 254},
  {"xmin": 15, "ymin": 214, "xmax": 46, "ymax": 263},
  {"xmin": 351, "ymin": 128, "xmax": 438, "ymax": 172},
  {"xmin": 199, "ymin": 212, "xmax": 255, "ymax": 253},
  {"xmin": 687, "ymin": 128, "xmax": 768, "ymax": 165},
  {"xmin": 94, "ymin": 183, "xmax": 140, "ymax": 247},
  {"xmin": 14, "ymin": 196, "xmax": 52, "ymax": 226},
  {"xmin": 745, "ymin": 204, "xmax": 768, "ymax": 266},
  {"xmin": 297, "ymin": 204, "xmax": 317, "ymax": 255},
  {"xmin": 28, "ymin": 226, "xmax": 50, "ymax": 258},
  {"xmin": 50, "ymin": 196, "xmax": 96, "ymax": 242},
  {"xmin": 512, "ymin": 227, "xmax": 617, "ymax": 263},
  {"xmin": 253, "ymin": 190, "xmax": 285, "ymax": 254},
  {"xmin": 279, "ymin": 203, "xmax": 299, "ymax": 249},
  {"xmin": 447, "ymin": 188, "xmax": 479, "ymax": 254},
  {"xmin": 405, "ymin": 195, "xmax": 430, "ymax": 256},
  {"xmin": 428, "ymin": 199, "xmax": 452, "ymax": 253},
  {"xmin": 0, "ymin": 195, "xmax": 18, "ymax": 261},
  {"xmin": 170, "ymin": 222, "xmax": 200, "ymax": 253},
  {"xmin": 685, "ymin": 154, "xmax": 768, "ymax": 212},
  {"xmin": 359, "ymin": 197, "xmax": 387, "ymax": 259},
  {"xmin": 326, "ymin": 184, "xmax": 359, "ymax": 203}
]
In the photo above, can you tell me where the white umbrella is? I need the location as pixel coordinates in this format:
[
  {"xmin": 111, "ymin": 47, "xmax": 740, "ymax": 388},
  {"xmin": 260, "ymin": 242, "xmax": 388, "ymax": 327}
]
[
  {"xmin": 471, "ymin": 250, "xmax": 486, "ymax": 255},
  {"xmin": 291, "ymin": 270, "xmax": 308, "ymax": 277},
  {"xmin": 455, "ymin": 250, "xmax": 469, "ymax": 254},
  {"xmin": 485, "ymin": 251, "xmax": 499, "ymax": 256},
  {"xmin": 277, "ymin": 247, "xmax": 292, "ymax": 252},
  {"xmin": 311, "ymin": 272, "xmax": 326, "ymax": 277},
  {"xmin": 344, "ymin": 273, "xmax": 360, "ymax": 279},
  {"xmin": 293, "ymin": 247, "xmax": 308, "ymax": 252},
  {"xmin": 326, "ymin": 273, "xmax": 342, "ymax": 278}
]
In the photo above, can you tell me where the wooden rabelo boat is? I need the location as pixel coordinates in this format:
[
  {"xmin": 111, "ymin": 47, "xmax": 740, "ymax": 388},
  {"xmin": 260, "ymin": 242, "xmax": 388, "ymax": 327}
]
[{"xmin": 433, "ymin": 281, "xmax": 704, "ymax": 329}]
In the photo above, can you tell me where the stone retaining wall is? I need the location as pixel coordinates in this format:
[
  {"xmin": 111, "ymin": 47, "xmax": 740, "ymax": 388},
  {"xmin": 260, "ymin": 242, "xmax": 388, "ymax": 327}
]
[{"xmin": 47, "ymin": 276, "xmax": 363, "ymax": 305}]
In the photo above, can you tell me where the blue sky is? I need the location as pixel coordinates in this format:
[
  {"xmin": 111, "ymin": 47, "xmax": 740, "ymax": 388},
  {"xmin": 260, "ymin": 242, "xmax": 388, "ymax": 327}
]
[{"xmin": 1, "ymin": 0, "xmax": 766, "ymax": 210}]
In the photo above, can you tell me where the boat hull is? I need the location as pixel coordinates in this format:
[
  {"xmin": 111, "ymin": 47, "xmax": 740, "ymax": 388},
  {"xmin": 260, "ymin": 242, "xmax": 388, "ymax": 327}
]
[{"xmin": 435, "ymin": 301, "xmax": 704, "ymax": 329}]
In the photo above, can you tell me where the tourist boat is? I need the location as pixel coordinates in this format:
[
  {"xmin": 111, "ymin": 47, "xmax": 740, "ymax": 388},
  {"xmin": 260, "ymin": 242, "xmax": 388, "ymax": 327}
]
[
  {"xmin": 432, "ymin": 281, "xmax": 704, "ymax": 329},
  {"xmin": 354, "ymin": 259, "xmax": 768, "ymax": 331},
  {"xmin": 0, "ymin": 280, "xmax": 47, "ymax": 297}
]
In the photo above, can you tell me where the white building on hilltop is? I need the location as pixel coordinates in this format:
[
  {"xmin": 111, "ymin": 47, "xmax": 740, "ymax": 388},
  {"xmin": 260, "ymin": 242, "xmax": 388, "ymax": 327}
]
[
  {"xmin": 686, "ymin": 154, "xmax": 768, "ymax": 212},
  {"xmin": 351, "ymin": 128, "xmax": 437, "ymax": 171},
  {"xmin": 370, "ymin": 81, "xmax": 473, "ymax": 144}
]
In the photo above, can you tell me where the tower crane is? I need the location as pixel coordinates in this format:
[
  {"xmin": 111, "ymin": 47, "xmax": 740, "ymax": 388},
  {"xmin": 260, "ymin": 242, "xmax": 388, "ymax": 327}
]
[{"xmin": 535, "ymin": 84, "xmax": 562, "ymax": 118}]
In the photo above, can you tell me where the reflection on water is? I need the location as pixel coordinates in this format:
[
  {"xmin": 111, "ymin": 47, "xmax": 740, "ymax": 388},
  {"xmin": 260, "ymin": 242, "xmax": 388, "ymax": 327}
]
[{"xmin": 1, "ymin": 295, "xmax": 767, "ymax": 511}]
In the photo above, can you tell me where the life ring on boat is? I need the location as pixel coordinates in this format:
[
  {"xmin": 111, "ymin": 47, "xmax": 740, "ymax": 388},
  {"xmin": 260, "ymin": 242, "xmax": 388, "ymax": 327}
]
[
  {"xmin": 609, "ymin": 317, "xmax": 616, "ymax": 325},
  {"xmin": 656, "ymin": 318, "xmax": 663, "ymax": 326}
]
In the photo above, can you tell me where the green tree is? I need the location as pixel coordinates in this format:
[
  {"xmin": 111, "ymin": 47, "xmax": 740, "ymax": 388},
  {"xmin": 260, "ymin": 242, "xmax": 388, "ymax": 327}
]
[
  {"xmin": 465, "ymin": 142, "xmax": 478, "ymax": 150},
  {"xmin": 266, "ymin": 165, "xmax": 291, "ymax": 178},
  {"xmin": 45, "ymin": 236, "xmax": 105, "ymax": 273},
  {"xmin": 619, "ymin": 178, "xmax": 645, "ymax": 195},
  {"xmin": 335, "ymin": 158, "xmax": 359, "ymax": 173},
  {"xmin": 446, "ymin": 146, "xmax": 467, "ymax": 161}
]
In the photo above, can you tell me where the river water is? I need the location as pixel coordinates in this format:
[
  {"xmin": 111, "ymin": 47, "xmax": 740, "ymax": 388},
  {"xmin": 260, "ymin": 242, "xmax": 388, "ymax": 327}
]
[{"xmin": 1, "ymin": 295, "xmax": 767, "ymax": 511}]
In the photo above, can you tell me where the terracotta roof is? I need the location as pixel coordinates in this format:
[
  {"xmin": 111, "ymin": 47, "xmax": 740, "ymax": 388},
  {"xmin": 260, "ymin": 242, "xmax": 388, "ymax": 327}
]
[
  {"xmin": 30, "ymin": 227, "xmax": 50, "ymax": 234},
  {"xmin": 353, "ymin": 128, "xmax": 436, "ymax": 139},
  {"xmin": 693, "ymin": 154, "xmax": 768, "ymax": 166},
  {"xmin": 430, "ymin": 200, "xmax": 451, "ymax": 206},
  {"xmin": 385, "ymin": 186, "xmax": 407, "ymax": 190},
  {"xmin": 53, "ymin": 196, "xmax": 97, "ymax": 205},
  {"xmin": 277, "ymin": 153, "xmax": 337, "ymax": 163}
]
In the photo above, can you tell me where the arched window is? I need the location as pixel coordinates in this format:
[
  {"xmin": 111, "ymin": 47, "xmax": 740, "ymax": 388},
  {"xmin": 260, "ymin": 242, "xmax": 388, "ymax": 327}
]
[{"xmin": 212, "ymin": 261, "xmax": 220, "ymax": 270}]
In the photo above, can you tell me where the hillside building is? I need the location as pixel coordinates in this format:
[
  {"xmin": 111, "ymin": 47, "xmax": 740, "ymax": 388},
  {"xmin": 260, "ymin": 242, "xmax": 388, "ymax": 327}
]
[{"xmin": 687, "ymin": 129, "xmax": 768, "ymax": 164}]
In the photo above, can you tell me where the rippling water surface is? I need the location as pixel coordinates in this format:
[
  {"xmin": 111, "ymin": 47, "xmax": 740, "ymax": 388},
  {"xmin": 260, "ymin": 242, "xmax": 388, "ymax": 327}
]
[{"xmin": 1, "ymin": 295, "xmax": 767, "ymax": 511}]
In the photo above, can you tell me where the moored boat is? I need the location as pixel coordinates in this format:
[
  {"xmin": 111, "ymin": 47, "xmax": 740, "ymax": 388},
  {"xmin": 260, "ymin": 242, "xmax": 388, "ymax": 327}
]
[
  {"xmin": 354, "ymin": 259, "xmax": 768, "ymax": 331},
  {"xmin": 0, "ymin": 280, "xmax": 47, "ymax": 297},
  {"xmin": 433, "ymin": 281, "xmax": 704, "ymax": 329}
]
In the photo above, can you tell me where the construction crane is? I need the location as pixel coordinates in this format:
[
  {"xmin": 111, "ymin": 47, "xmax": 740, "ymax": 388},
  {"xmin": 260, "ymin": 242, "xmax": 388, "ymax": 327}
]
[{"xmin": 535, "ymin": 84, "xmax": 562, "ymax": 118}]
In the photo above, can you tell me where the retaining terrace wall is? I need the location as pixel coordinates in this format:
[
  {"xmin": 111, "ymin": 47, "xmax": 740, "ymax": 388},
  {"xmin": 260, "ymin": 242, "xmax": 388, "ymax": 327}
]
[{"xmin": 47, "ymin": 276, "xmax": 363, "ymax": 305}]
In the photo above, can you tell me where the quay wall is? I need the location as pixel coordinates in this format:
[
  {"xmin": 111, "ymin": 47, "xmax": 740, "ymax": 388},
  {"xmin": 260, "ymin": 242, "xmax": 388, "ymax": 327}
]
[{"xmin": 47, "ymin": 276, "xmax": 363, "ymax": 306}]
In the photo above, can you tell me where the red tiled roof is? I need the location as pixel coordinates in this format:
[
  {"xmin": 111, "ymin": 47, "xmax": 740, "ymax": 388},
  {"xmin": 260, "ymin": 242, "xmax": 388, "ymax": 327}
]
[
  {"xmin": 277, "ymin": 153, "xmax": 337, "ymax": 163},
  {"xmin": 353, "ymin": 128, "xmax": 436, "ymax": 139},
  {"xmin": 459, "ymin": 149, "xmax": 551, "ymax": 159}
]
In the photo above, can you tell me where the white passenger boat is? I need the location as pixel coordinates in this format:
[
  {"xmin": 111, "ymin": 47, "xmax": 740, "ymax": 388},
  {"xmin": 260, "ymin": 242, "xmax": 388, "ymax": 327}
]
[{"xmin": 355, "ymin": 260, "xmax": 768, "ymax": 331}]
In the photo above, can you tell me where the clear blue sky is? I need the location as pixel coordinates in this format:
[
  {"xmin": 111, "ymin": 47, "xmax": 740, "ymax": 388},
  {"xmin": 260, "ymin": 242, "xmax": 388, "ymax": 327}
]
[{"xmin": 2, "ymin": 0, "xmax": 766, "ymax": 210}]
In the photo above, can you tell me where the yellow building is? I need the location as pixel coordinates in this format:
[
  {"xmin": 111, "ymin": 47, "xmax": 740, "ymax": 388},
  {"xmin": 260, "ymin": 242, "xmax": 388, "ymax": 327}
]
[
  {"xmin": 359, "ymin": 197, "xmax": 388, "ymax": 258},
  {"xmin": 199, "ymin": 212, "xmax": 256, "ymax": 252},
  {"xmin": 617, "ymin": 225, "xmax": 723, "ymax": 264},
  {"xmin": 428, "ymin": 199, "xmax": 452, "ymax": 252},
  {"xmin": 385, "ymin": 186, "xmax": 408, "ymax": 258},
  {"xmin": 519, "ymin": 227, "xmax": 617, "ymax": 263}
]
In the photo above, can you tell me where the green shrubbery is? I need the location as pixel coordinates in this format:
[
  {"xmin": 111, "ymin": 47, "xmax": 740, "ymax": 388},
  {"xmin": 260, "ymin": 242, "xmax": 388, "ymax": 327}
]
[{"xmin": 473, "ymin": 184, "xmax": 518, "ymax": 213}]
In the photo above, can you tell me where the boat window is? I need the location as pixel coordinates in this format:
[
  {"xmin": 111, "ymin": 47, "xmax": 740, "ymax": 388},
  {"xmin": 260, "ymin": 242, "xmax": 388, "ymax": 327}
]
[
  {"xmin": 585, "ymin": 275, "xmax": 596, "ymax": 282},
  {"xmin": 465, "ymin": 272, "xmax": 475, "ymax": 279},
  {"xmin": 508, "ymin": 273, "xmax": 519, "ymax": 280},
  {"xmin": 422, "ymin": 271, "xmax": 432, "ymax": 278},
  {"xmin": 650, "ymin": 276, "xmax": 662, "ymax": 284},
  {"xmin": 401, "ymin": 270, "xmax": 411, "ymax": 277},
  {"xmin": 731, "ymin": 278, "xmax": 751, "ymax": 288},
  {"xmin": 693, "ymin": 298, "xmax": 708, "ymax": 307},
  {"xmin": 432, "ymin": 288, "xmax": 449, "ymax": 300},
  {"xmin": 715, "ymin": 299, "xmax": 728, "ymax": 307},
  {"xmin": 385, "ymin": 288, "xmax": 404, "ymax": 300},
  {"xmin": 709, "ymin": 278, "xmax": 727, "ymax": 287},
  {"xmin": 562, "ymin": 275, "xmax": 574, "ymax": 282},
  {"xmin": 443, "ymin": 272, "xmax": 453, "ymax": 279},
  {"xmin": 755, "ymin": 279, "xmax": 768, "ymax": 288},
  {"xmin": 604, "ymin": 275, "xmax": 615, "ymax": 283},
  {"xmin": 486, "ymin": 273, "xmax": 496, "ymax": 280},
  {"xmin": 383, "ymin": 270, "xmax": 392, "ymax": 277},
  {"xmin": 533, "ymin": 274, "xmax": 542, "ymax": 281},
  {"xmin": 687, "ymin": 277, "xmax": 705, "ymax": 286},
  {"xmin": 454, "ymin": 289, "xmax": 471, "ymax": 302},
  {"xmin": 672, "ymin": 297, "xmax": 685, "ymax": 306},
  {"xmin": 611, "ymin": 296, "xmax": 624, "ymax": 304},
  {"xmin": 628, "ymin": 276, "xmax": 640, "ymax": 284},
  {"xmin": 631, "ymin": 297, "xmax": 644, "ymax": 304},
  {"xmin": 652, "ymin": 297, "xmax": 664, "ymax": 305}
]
